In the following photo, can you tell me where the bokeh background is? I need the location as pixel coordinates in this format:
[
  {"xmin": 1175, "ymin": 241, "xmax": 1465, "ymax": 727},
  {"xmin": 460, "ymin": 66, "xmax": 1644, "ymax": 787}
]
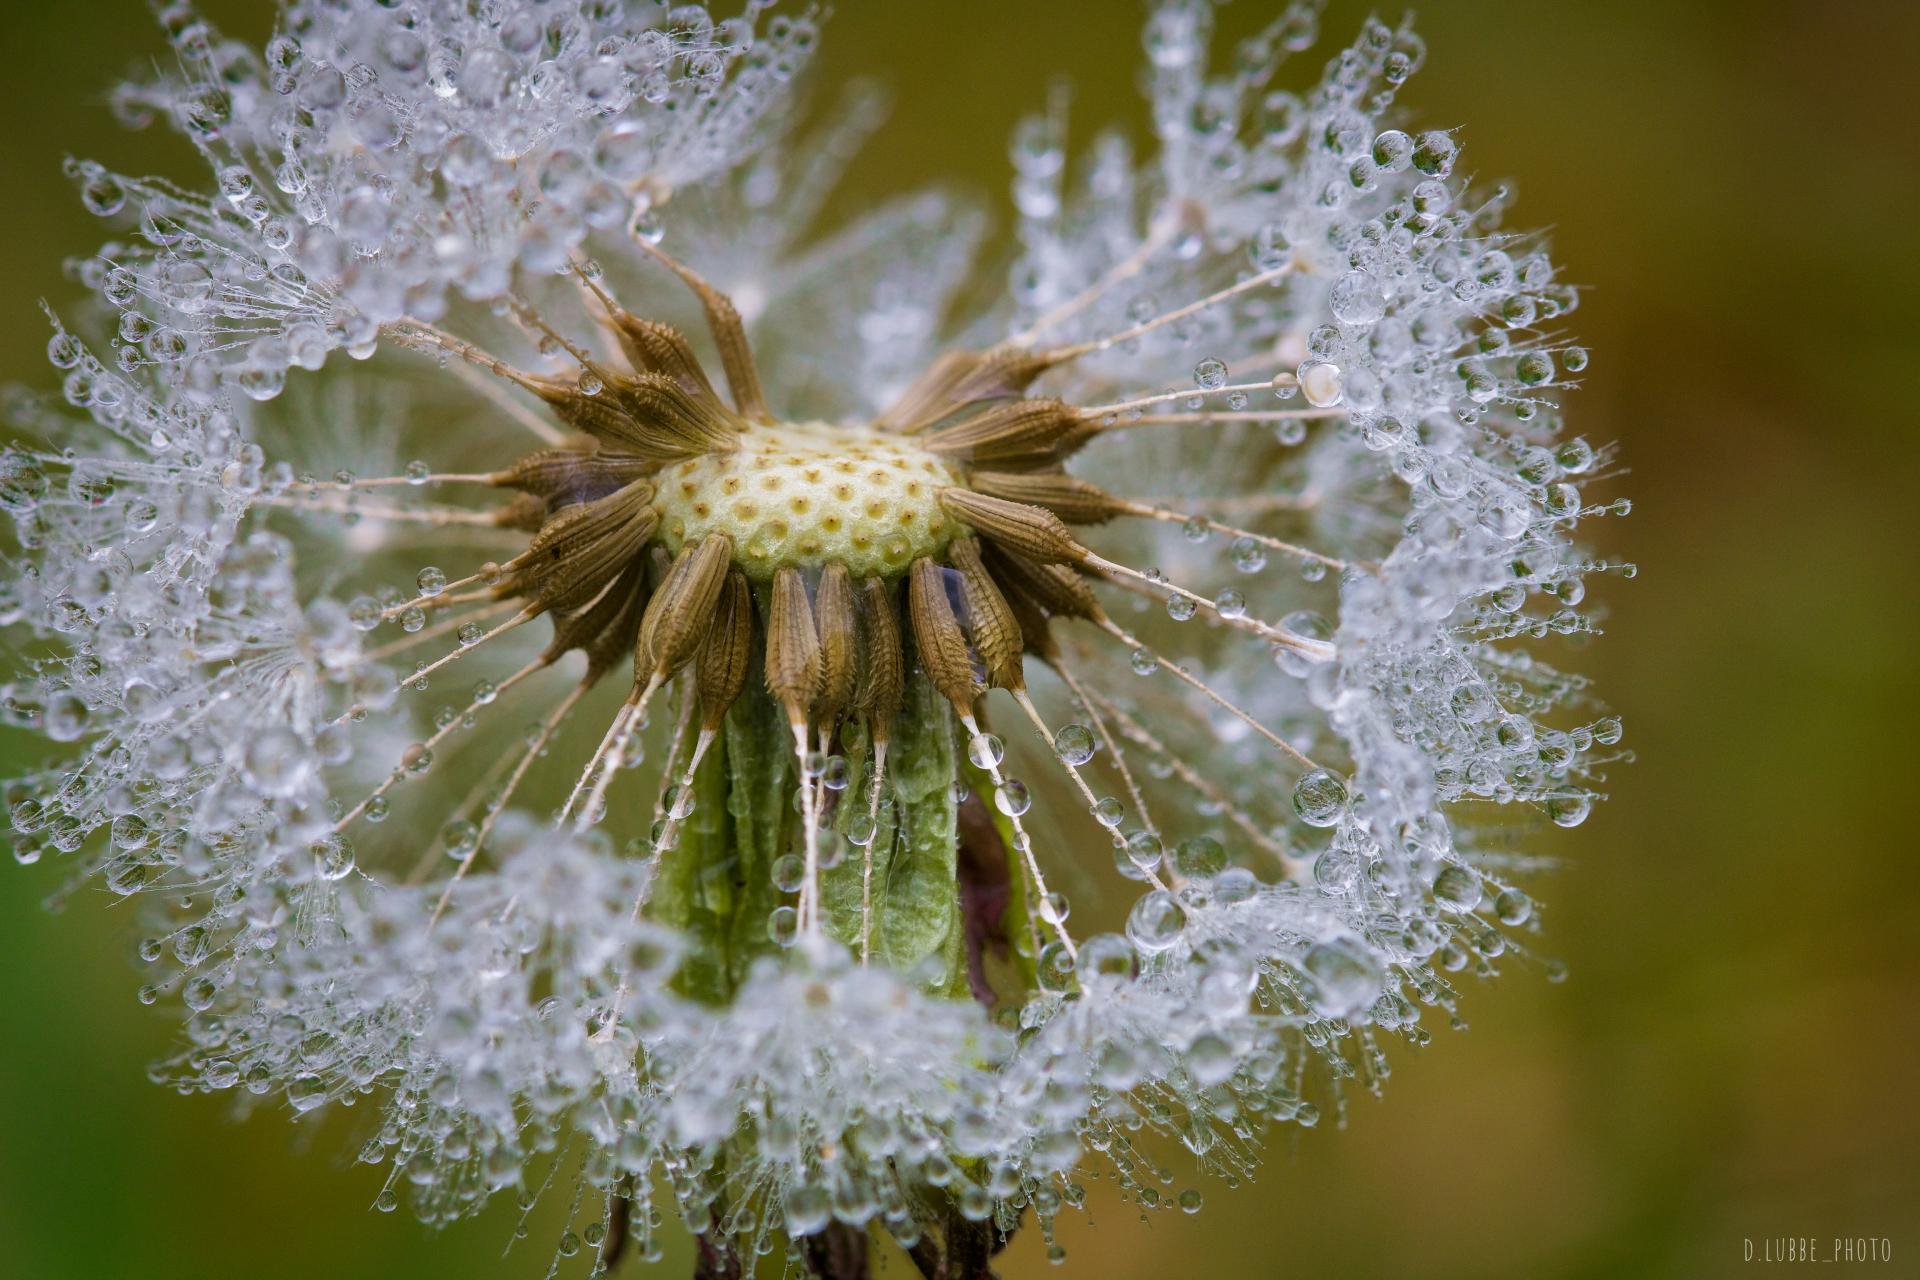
[{"xmin": 2, "ymin": 2, "xmax": 1915, "ymax": 1277}]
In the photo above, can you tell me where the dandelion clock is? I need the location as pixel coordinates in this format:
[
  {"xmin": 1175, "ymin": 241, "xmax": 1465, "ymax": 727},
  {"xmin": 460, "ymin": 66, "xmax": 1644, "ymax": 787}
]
[{"xmin": 2, "ymin": 1, "xmax": 1629, "ymax": 1274}]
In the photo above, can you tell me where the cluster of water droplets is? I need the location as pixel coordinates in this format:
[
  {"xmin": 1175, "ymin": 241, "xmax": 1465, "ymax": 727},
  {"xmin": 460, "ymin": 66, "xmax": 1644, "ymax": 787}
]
[{"xmin": 69, "ymin": 1, "xmax": 813, "ymax": 399}]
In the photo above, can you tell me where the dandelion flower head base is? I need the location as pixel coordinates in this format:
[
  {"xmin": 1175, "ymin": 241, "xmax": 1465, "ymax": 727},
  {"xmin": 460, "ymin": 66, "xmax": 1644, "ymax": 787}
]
[
  {"xmin": 4, "ymin": 0, "xmax": 1630, "ymax": 1272},
  {"xmin": 652, "ymin": 420, "xmax": 965, "ymax": 578}
]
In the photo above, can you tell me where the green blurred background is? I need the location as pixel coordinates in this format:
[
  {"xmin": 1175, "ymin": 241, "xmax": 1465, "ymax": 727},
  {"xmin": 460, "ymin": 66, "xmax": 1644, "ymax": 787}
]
[{"xmin": 2, "ymin": 2, "xmax": 1915, "ymax": 1276}]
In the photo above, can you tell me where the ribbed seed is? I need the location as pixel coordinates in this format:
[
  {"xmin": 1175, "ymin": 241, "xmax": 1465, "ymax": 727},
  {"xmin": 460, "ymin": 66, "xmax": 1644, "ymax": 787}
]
[
  {"xmin": 857, "ymin": 576, "xmax": 904, "ymax": 740},
  {"xmin": 876, "ymin": 346, "xmax": 1061, "ymax": 432},
  {"xmin": 603, "ymin": 313, "xmax": 720, "ymax": 404},
  {"xmin": 947, "ymin": 536, "xmax": 1025, "ymax": 690},
  {"xmin": 964, "ymin": 470, "xmax": 1124, "ymax": 523},
  {"xmin": 908, "ymin": 557, "xmax": 979, "ymax": 714},
  {"xmin": 522, "ymin": 374, "xmax": 656, "ymax": 443},
  {"xmin": 494, "ymin": 448, "xmax": 659, "ymax": 506},
  {"xmin": 637, "ymin": 532, "xmax": 733, "ymax": 680},
  {"xmin": 978, "ymin": 543, "xmax": 1102, "ymax": 621},
  {"xmin": 937, "ymin": 488, "xmax": 1088, "ymax": 564},
  {"xmin": 918, "ymin": 399, "xmax": 1087, "ymax": 470},
  {"xmin": 696, "ymin": 570, "xmax": 753, "ymax": 730},
  {"xmin": 1000, "ymin": 575, "xmax": 1060, "ymax": 663},
  {"xmin": 638, "ymin": 242, "xmax": 770, "ymax": 422},
  {"xmin": 509, "ymin": 479, "xmax": 658, "ymax": 613},
  {"xmin": 543, "ymin": 562, "xmax": 647, "ymax": 672},
  {"xmin": 813, "ymin": 562, "xmax": 858, "ymax": 728},
  {"xmin": 765, "ymin": 567, "xmax": 822, "ymax": 729},
  {"xmin": 610, "ymin": 373, "xmax": 742, "ymax": 455}
]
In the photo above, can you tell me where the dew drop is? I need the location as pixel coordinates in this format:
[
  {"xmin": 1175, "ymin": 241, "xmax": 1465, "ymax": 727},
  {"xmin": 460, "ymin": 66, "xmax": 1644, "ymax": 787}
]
[
  {"xmin": 994, "ymin": 778, "xmax": 1031, "ymax": 817},
  {"xmin": 967, "ymin": 732, "xmax": 1004, "ymax": 769},
  {"xmin": 1291, "ymin": 769, "xmax": 1348, "ymax": 827},
  {"xmin": 1126, "ymin": 890, "xmax": 1187, "ymax": 954},
  {"xmin": 768, "ymin": 905, "xmax": 799, "ymax": 946},
  {"xmin": 1053, "ymin": 723, "xmax": 1096, "ymax": 766},
  {"xmin": 1298, "ymin": 360, "xmax": 1343, "ymax": 408}
]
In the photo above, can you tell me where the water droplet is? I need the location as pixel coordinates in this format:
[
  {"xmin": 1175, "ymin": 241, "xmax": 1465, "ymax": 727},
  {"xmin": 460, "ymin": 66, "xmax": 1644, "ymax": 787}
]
[
  {"xmin": 1229, "ymin": 537, "xmax": 1267, "ymax": 573},
  {"xmin": 1053, "ymin": 724, "xmax": 1096, "ymax": 765},
  {"xmin": 1121, "ymin": 831, "xmax": 1160, "ymax": 874},
  {"xmin": 967, "ymin": 732, "xmax": 1004, "ymax": 769},
  {"xmin": 1173, "ymin": 836, "xmax": 1227, "ymax": 879},
  {"xmin": 416, "ymin": 566, "xmax": 447, "ymax": 597},
  {"xmin": 404, "ymin": 460, "xmax": 432, "ymax": 485},
  {"xmin": 994, "ymin": 778, "xmax": 1031, "ymax": 817},
  {"xmin": 1166, "ymin": 593, "xmax": 1196, "ymax": 622},
  {"xmin": 1192, "ymin": 357, "xmax": 1228, "ymax": 391},
  {"xmin": 1248, "ymin": 223, "xmax": 1290, "ymax": 271},
  {"xmin": 768, "ymin": 905, "xmax": 799, "ymax": 946},
  {"xmin": 1298, "ymin": 360, "xmax": 1343, "ymax": 408},
  {"xmin": 1515, "ymin": 351, "xmax": 1555, "ymax": 385},
  {"xmin": 1433, "ymin": 863, "xmax": 1482, "ymax": 910},
  {"xmin": 1093, "ymin": 796, "xmax": 1125, "ymax": 828},
  {"xmin": 785, "ymin": 1185, "xmax": 831, "ymax": 1237},
  {"xmin": 1546, "ymin": 792, "xmax": 1592, "ymax": 827},
  {"xmin": 1291, "ymin": 769, "xmax": 1347, "ymax": 827},
  {"xmin": 1493, "ymin": 888, "xmax": 1533, "ymax": 925},
  {"xmin": 771, "ymin": 854, "xmax": 805, "ymax": 893},
  {"xmin": 1412, "ymin": 130, "xmax": 1458, "ymax": 177},
  {"xmin": 1036, "ymin": 940, "xmax": 1077, "ymax": 994},
  {"xmin": 1126, "ymin": 890, "xmax": 1187, "ymax": 954},
  {"xmin": 1301, "ymin": 938, "xmax": 1383, "ymax": 1016}
]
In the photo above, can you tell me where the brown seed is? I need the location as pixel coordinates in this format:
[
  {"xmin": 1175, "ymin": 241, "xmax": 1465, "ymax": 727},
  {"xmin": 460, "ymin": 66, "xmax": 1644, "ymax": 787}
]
[
  {"xmin": 520, "ymin": 373, "xmax": 657, "ymax": 443},
  {"xmin": 918, "ymin": 399, "xmax": 1088, "ymax": 470},
  {"xmin": 946, "ymin": 536, "xmax": 1025, "ymax": 690},
  {"xmin": 602, "ymin": 312, "xmax": 720, "ymax": 404},
  {"xmin": 636, "ymin": 240, "xmax": 770, "ymax": 422},
  {"xmin": 611, "ymin": 373, "xmax": 743, "ymax": 456},
  {"xmin": 494, "ymin": 448, "xmax": 659, "ymax": 506},
  {"xmin": 964, "ymin": 470, "xmax": 1124, "ymax": 524},
  {"xmin": 856, "ymin": 576, "xmax": 905, "ymax": 741},
  {"xmin": 765, "ymin": 567, "xmax": 823, "ymax": 729},
  {"xmin": 875, "ymin": 346, "xmax": 1062, "ymax": 432},
  {"xmin": 577, "ymin": 566, "xmax": 654, "ymax": 681},
  {"xmin": 508, "ymin": 480, "xmax": 659, "ymax": 613},
  {"xmin": 937, "ymin": 488, "xmax": 1088, "ymax": 565},
  {"xmin": 637, "ymin": 532, "xmax": 734, "ymax": 680},
  {"xmin": 813, "ymin": 563, "xmax": 858, "ymax": 729},
  {"xmin": 978, "ymin": 543, "xmax": 1102, "ymax": 621},
  {"xmin": 695, "ymin": 570, "xmax": 754, "ymax": 730},
  {"xmin": 999, "ymin": 573, "xmax": 1060, "ymax": 664},
  {"xmin": 908, "ymin": 557, "xmax": 980, "ymax": 715}
]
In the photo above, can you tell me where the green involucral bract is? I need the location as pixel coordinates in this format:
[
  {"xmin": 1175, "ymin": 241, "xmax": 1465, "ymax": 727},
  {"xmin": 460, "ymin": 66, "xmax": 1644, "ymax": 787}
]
[
  {"xmin": 822, "ymin": 669, "xmax": 962, "ymax": 992},
  {"xmin": 657, "ymin": 665, "xmax": 964, "ymax": 1002}
]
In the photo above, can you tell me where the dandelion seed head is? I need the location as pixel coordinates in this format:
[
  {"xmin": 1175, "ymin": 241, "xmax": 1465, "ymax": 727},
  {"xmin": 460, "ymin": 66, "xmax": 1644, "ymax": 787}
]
[{"xmin": 7, "ymin": 0, "xmax": 1630, "ymax": 1266}]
